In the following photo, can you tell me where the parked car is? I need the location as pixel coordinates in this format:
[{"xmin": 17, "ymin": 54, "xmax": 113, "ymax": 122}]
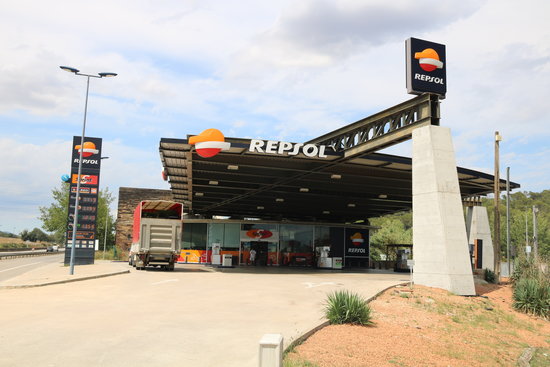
[{"xmin": 46, "ymin": 245, "xmax": 59, "ymax": 252}]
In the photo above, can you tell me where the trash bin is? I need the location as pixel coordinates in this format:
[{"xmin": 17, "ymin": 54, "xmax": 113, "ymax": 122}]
[{"xmin": 222, "ymin": 254, "xmax": 233, "ymax": 267}]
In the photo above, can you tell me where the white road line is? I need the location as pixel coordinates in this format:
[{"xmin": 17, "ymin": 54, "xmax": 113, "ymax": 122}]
[
  {"xmin": 0, "ymin": 262, "xmax": 42, "ymax": 273},
  {"xmin": 301, "ymin": 282, "xmax": 337, "ymax": 288},
  {"xmin": 151, "ymin": 279, "xmax": 179, "ymax": 285}
]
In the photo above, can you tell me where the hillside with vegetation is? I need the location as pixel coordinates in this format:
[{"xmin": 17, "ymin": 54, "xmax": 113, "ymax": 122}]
[{"xmin": 368, "ymin": 190, "xmax": 550, "ymax": 260}]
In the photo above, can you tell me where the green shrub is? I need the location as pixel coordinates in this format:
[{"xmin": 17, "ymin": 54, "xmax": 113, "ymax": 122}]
[
  {"xmin": 94, "ymin": 248, "xmax": 121, "ymax": 261},
  {"xmin": 324, "ymin": 290, "xmax": 373, "ymax": 326},
  {"xmin": 513, "ymin": 277, "xmax": 550, "ymax": 319},
  {"xmin": 283, "ymin": 359, "xmax": 319, "ymax": 367},
  {"xmin": 484, "ymin": 268, "xmax": 496, "ymax": 283},
  {"xmin": 511, "ymin": 255, "xmax": 539, "ymax": 284}
]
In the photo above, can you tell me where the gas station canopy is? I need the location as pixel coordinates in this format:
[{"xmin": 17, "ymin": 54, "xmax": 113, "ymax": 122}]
[{"xmin": 159, "ymin": 136, "xmax": 519, "ymax": 223}]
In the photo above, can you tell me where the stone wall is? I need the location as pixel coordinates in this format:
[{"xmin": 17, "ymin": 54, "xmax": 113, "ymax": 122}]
[{"xmin": 115, "ymin": 187, "xmax": 173, "ymax": 251}]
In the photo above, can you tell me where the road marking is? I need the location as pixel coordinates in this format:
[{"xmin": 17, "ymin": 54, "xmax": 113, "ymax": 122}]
[
  {"xmin": 0, "ymin": 262, "xmax": 42, "ymax": 273},
  {"xmin": 302, "ymin": 282, "xmax": 337, "ymax": 288},
  {"xmin": 151, "ymin": 279, "xmax": 179, "ymax": 285}
]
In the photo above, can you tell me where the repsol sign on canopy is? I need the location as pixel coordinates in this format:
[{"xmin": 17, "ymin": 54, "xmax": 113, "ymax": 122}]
[
  {"xmin": 406, "ymin": 37, "xmax": 446, "ymax": 97},
  {"xmin": 249, "ymin": 139, "xmax": 328, "ymax": 158}
]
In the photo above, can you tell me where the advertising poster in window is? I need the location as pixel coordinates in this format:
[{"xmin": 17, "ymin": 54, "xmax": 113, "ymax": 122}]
[{"xmin": 344, "ymin": 228, "xmax": 369, "ymax": 258}]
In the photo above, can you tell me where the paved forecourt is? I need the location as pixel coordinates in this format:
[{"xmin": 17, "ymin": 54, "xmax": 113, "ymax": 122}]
[{"xmin": 0, "ymin": 261, "xmax": 406, "ymax": 367}]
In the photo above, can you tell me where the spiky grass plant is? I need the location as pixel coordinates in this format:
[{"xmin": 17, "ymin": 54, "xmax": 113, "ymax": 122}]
[
  {"xmin": 484, "ymin": 268, "xmax": 496, "ymax": 283},
  {"xmin": 324, "ymin": 290, "xmax": 373, "ymax": 326},
  {"xmin": 513, "ymin": 277, "xmax": 550, "ymax": 319}
]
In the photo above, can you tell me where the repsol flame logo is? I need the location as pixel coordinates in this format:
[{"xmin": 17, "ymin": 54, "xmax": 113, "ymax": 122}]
[
  {"xmin": 414, "ymin": 48, "xmax": 444, "ymax": 72},
  {"xmin": 246, "ymin": 229, "xmax": 273, "ymax": 239},
  {"xmin": 75, "ymin": 141, "xmax": 99, "ymax": 158},
  {"xmin": 189, "ymin": 129, "xmax": 231, "ymax": 158},
  {"xmin": 350, "ymin": 232, "xmax": 364, "ymax": 246}
]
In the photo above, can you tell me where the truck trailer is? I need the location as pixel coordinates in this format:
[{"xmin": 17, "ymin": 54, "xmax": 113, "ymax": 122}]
[{"xmin": 129, "ymin": 200, "xmax": 183, "ymax": 271}]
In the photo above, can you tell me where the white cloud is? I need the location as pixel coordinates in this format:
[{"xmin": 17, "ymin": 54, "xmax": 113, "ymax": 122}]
[
  {"xmin": 0, "ymin": 137, "xmax": 166, "ymax": 232},
  {"xmin": 0, "ymin": 0, "xmax": 549, "ymax": 233}
]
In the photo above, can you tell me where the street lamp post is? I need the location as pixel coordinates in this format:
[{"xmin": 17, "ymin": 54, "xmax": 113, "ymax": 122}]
[
  {"xmin": 506, "ymin": 167, "xmax": 511, "ymax": 277},
  {"xmin": 60, "ymin": 66, "xmax": 117, "ymax": 275},
  {"xmin": 533, "ymin": 206, "xmax": 539, "ymax": 260},
  {"xmin": 494, "ymin": 131, "xmax": 502, "ymax": 279}
]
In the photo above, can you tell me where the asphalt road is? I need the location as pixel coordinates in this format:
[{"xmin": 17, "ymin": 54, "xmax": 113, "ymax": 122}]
[
  {"xmin": 0, "ymin": 252, "xmax": 64, "ymax": 282},
  {"xmin": 0, "ymin": 265, "xmax": 406, "ymax": 367}
]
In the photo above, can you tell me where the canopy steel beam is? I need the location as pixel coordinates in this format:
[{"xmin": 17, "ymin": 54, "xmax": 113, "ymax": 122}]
[{"xmin": 307, "ymin": 94, "xmax": 440, "ymax": 158}]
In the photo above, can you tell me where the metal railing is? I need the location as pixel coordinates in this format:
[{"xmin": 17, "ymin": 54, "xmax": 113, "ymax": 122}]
[{"xmin": 0, "ymin": 250, "xmax": 64, "ymax": 260}]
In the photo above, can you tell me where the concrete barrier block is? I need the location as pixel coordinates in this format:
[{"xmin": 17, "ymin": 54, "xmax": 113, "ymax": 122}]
[{"xmin": 259, "ymin": 333, "xmax": 283, "ymax": 367}]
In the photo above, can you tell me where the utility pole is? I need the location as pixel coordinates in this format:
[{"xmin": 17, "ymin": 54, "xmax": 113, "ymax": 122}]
[
  {"xmin": 506, "ymin": 167, "xmax": 511, "ymax": 277},
  {"xmin": 525, "ymin": 212, "xmax": 529, "ymax": 258},
  {"xmin": 102, "ymin": 210, "xmax": 109, "ymax": 260},
  {"xmin": 494, "ymin": 131, "xmax": 502, "ymax": 279},
  {"xmin": 533, "ymin": 206, "xmax": 539, "ymax": 260}
]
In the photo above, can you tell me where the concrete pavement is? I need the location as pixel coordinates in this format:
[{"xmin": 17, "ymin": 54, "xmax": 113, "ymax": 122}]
[
  {"xmin": 0, "ymin": 259, "xmax": 130, "ymax": 288},
  {"xmin": 0, "ymin": 261, "xmax": 407, "ymax": 367}
]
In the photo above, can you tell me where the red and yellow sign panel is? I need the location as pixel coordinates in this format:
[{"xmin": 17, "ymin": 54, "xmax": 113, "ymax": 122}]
[{"xmin": 71, "ymin": 174, "xmax": 99, "ymax": 185}]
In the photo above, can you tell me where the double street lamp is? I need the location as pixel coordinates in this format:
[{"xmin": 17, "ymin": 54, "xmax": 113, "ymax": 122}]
[{"xmin": 60, "ymin": 66, "xmax": 117, "ymax": 275}]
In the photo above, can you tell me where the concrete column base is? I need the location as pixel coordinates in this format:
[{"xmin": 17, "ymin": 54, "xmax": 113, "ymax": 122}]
[
  {"xmin": 466, "ymin": 206, "xmax": 494, "ymax": 271},
  {"xmin": 412, "ymin": 125, "xmax": 475, "ymax": 296}
]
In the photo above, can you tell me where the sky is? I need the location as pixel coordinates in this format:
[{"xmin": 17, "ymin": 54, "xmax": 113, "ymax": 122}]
[{"xmin": 1, "ymin": 0, "xmax": 549, "ymax": 234}]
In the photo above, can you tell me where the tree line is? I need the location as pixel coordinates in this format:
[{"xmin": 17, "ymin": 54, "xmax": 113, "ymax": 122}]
[
  {"xmin": 368, "ymin": 189, "xmax": 550, "ymax": 260},
  {"xmin": 20, "ymin": 228, "xmax": 54, "ymax": 242},
  {"xmin": 482, "ymin": 190, "xmax": 549, "ymax": 258}
]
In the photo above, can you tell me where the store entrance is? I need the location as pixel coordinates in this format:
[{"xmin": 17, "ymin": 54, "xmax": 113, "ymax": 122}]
[{"xmin": 240, "ymin": 241, "xmax": 278, "ymax": 266}]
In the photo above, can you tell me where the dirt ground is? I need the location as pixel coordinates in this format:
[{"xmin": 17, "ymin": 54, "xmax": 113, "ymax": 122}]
[
  {"xmin": 286, "ymin": 282, "xmax": 550, "ymax": 367},
  {"xmin": 0, "ymin": 237, "xmax": 24, "ymax": 245},
  {"xmin": 0, "ymin": 237, "xmax": 48, "ymax": 248}
]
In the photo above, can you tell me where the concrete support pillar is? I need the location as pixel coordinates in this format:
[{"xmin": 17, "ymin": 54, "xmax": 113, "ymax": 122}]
[
  {"xmin": 412, "ymin": 125, "xmax": 475, "ymax": 295},
  {"xmin": 466, "ymin": 206, "xmax": 494, "ymax": 271}
]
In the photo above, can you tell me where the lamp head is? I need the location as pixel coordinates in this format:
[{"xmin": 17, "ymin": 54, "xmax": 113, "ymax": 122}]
[
  {"xmin": 98, "ymin": 72, "xmax": 117, "ymax": 78},
  {"xmin": 60, "ymin": 66, "xmax": 80, "ymax": 74}
]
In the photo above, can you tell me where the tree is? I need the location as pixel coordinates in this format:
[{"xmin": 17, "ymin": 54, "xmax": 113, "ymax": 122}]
[
  {"xmin": 483, "ymin": 190, "xmax": 550, "ymax": 259},
  {"xmin": 20, "ymin": 228, "xmax": 52, "ymax": 242},
  {"xmin": 369, "ymin": 212, "xmax": 412, "ymax": 260},
  {"xmin": 39, "ymin": 182, "xmax": 115, "ymax": 248},
  {"xmin": 38, "ymin": 183, "xmax": 69, "ymax": 243}
]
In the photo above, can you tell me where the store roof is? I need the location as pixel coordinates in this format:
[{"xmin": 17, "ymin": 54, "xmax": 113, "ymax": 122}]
[{"xmin": 159, "ymin": 136, "xmax": 519, "ymax": 223}]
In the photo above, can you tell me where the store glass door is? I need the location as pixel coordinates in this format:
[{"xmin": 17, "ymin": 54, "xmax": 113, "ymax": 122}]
[{"xmin": 240, "ymin": 241, "xmax": 278, "ymax": 266}]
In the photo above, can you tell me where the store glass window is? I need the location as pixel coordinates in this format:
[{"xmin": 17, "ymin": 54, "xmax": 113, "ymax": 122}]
[
  {"xmin": 208, "ymin": 223, "xmax": 240, "ymax": 250},
  {"xmin": 182, "ymin": 223, "xmax": 207, "ymax": 249},
  {"xmin": 223, "ymin": 223, "xmax": 240, "ymax": 249},
  {"xmin": 314, "ymin": 226, "xmax": 331, "ymax": 247},
  {"xmin": 208, "ymin": 223, "xmax": 225, "ymax": 247},
  {"xmin": 280, "ymin": 224, "xmax": 313, "ymax": 266},
  {"xmin": 314, "ymin": 226, "xmax": 344, "ymax": 258}
]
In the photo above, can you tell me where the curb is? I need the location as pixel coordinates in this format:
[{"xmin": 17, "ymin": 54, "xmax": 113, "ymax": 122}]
[
  {"xmin": 0, "ymin": 270, "xmax": 130, "ymax": 289},
  {"xmin": 284, "ymin": 281, "xmax": 409, "ymax": 354}
]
